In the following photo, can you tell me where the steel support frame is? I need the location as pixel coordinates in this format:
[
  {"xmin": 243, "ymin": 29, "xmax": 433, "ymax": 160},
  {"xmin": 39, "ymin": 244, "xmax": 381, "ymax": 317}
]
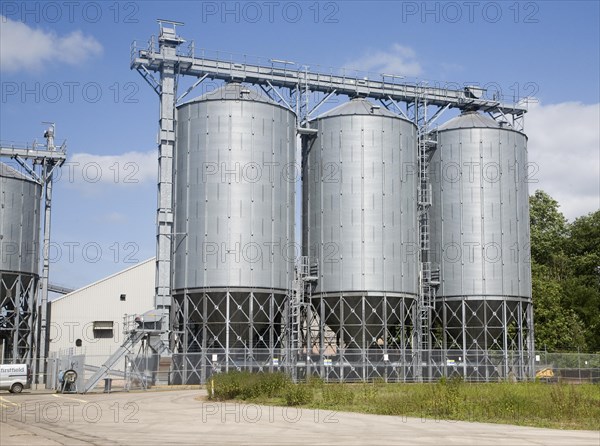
[
  {"xmin": 0, "ymin": 273, "xmax": 37, "ymax": 363},
  {"xmin": 434, "ymin": 297, "xmax": 534, "ymax": 381},
  {"xmin": 309, "ymin": 293, "xmax": 418, "ymax": 383},
  {"xmin": 171, "ymin": 290, "xmax": 287, "ymax": 384}
]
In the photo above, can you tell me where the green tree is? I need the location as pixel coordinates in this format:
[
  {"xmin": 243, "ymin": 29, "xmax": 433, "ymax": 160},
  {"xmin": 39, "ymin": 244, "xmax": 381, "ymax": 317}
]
[
  {"xmin": 563, "ymin": 210, "xmax": 600, "ymax": 351},
  {"xmin": 566, "ymin": 210, "xmax": 600, "ymax": 277},
  {"xmin": 529, "ymin": 191, "xmax": 600, "ymax": 352},
  {"xmin": 529, "ymin": 190, "xmax": 568, "ymax": 269},
  {"xmin": 532, "ymin": 264, "xmax": 587, "ymax": 351}
]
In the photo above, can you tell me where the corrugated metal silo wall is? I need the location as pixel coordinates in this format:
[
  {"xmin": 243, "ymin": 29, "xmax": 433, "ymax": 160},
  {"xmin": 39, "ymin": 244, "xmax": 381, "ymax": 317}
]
[
  {"xmin": 0, "ymin": 165, "xmax": 42, "ymax": 275},
  {"xmin": 430, "ymin": 122, "xmax": 532, "ymax": 350},
  {"xmin": 303, "ymin": 102, "xmax": 418, "ymax": 350},
  {"xmin": 171, "ymin": 85, "xmax": 296, "ymax": 374}
]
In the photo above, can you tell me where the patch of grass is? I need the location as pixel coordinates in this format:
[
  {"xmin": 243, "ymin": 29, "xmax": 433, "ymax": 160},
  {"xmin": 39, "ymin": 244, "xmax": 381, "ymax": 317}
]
[
  {"xmin": 209, "ymin": 371, "xmax": 290, "ymax": 401},
  {"xmin": 209, "ymin": 371, "xmax": 600, "ymax": 430}
]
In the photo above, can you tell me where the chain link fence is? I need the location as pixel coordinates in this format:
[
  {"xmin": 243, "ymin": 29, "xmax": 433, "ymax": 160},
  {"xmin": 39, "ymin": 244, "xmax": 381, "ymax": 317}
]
[
  {"xmin": 2, "ymin": 349, "xmax": 598, "ymax": 391},
  {"xmin": 3, "ymin": 349, "xmax": 596, "ymax": 391},
  {"xmin": 534, "ymin": 351, "xmax": 600, "ymax": 383}
]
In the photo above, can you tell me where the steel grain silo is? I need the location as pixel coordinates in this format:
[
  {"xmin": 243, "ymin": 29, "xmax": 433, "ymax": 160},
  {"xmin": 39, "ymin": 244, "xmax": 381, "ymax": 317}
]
[
  {"xmin": 303, "ymin": 98, "xmax": 418, "ymax": 377},
  {"xmin": 429, "ymin": 111, "xmax": 533, "ymax": 379},
  {"xmin": 172, "ymin": 83, "xmax": 296, "ymax": 382},
  {"xmin": 0, "ymin": 162, "xmax": 42, "ymax": 362}
]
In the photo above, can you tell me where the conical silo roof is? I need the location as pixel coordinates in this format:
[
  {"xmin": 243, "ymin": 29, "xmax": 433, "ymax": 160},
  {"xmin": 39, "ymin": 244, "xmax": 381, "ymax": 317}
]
[
  {"xmin": 315, "ymin": 97, "xmax": 410, "ymax": 120},
  {"xmin": 180, "ymin": 82, "xmax": 280, "ymax": 106},
  {"xmin": 437, "ymin": 111, "xmax": 500, "ymax": 131},
  {"xmin": 0, "ymin": 161, "xmax": 37, "ymax": 183}
]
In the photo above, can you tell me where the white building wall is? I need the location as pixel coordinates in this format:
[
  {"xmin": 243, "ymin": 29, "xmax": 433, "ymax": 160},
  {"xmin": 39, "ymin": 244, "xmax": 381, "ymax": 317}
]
[{"xmin": 49, "ymin": 258, "xmax": 155, "ymax": 367}]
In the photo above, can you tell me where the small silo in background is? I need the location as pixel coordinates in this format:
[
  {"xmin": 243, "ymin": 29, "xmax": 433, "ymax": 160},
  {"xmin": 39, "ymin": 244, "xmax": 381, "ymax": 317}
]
[{"xmin": 0, "ymin": 162, "xmax": 42, "ymax": 363}]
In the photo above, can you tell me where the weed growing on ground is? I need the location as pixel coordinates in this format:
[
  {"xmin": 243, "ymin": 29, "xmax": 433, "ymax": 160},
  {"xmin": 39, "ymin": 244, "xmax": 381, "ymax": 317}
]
[{"xmin": 209, "ymin": 371, "xmax": 600, "ymax": 430}]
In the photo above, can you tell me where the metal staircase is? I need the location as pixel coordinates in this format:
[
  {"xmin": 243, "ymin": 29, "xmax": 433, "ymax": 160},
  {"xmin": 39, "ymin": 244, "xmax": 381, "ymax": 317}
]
[
  {"xmin": 81, "ymin": 330, "xmax": 146, "ymax": 393},
  {"xmin": 81, "ymin": 311, "xmax": 167, "ymax": 393}
]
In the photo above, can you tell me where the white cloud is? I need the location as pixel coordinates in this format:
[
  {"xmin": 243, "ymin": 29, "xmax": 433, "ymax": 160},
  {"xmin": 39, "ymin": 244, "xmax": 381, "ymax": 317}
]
[
  {"xmin": 526, "ymin": 101, "xmax": 600, "ymax": 221},
  {"xmin": 0, "ymin": 16, "xmax": 103, "ymax": 73},
  {"xmin": 343, "ymin": 43, "xmax": 422, "ymax": 77},
  {"xmin": 65, "ymin": 151, "xmax": 156, "ymax": 189}
]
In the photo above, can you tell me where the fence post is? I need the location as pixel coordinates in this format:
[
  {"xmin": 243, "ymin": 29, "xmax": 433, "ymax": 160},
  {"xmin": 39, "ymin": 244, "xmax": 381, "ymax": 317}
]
[{"xmin": 578, "ymin": 348, "xmax": 581, "ymax": 382}]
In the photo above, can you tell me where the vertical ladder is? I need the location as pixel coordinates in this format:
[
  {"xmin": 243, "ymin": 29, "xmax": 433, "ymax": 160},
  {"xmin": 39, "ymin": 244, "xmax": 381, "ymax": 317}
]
[
  {"xmin": 287, "ymin": 257, "xmax": 305, "ymax": 379},
  {"xmin": 289, "ymin": 257, "xmax": 318, "ymax": 350},
  {"xmin": 416, "ymin": 98, "xmax": 436, "ymax": 381},
  {"xmin": 419, "ymin": 137, "xmax": 434, "ymax": 340},
  {"xmin": 288, "ymin": 256, "xmax": 318, "ymax": 379},
  {"xmin": 290, "ymin": 270, "xmax": 305, "ymax": 353}
]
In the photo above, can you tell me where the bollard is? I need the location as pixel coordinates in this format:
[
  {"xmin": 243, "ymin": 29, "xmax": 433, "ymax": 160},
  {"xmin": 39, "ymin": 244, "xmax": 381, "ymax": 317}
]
[{"xmin": 103, "ymin": 377, "xmax": 113, "ymax": 393}]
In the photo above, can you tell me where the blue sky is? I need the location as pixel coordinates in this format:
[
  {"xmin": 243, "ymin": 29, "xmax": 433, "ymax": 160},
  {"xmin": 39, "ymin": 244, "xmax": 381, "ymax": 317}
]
[{"xmin": 1, "ymin": 1, "xmax": 599, "ymax": 290}]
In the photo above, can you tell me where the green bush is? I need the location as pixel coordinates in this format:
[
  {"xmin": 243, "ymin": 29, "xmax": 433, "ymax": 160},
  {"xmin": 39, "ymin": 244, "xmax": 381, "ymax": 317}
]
[
  {"xmin": 371, "ymin": 377, "xmax": 387, "ymax": 388},
  {"xmin": 428, "ymin": 376, "xmax": 465, "ymax": 417},
  {"xmin": 495, "ymin": 386, "xmax": 526, "ymax": 419},
  {"xmin": 210, "ymin": 371, "xmax": 247, "ymax": 400},
  {"xmin": 210, "ymin": 371, "xmax": 291, "ymax": 401},
  {"xmin": 238, "ymin": 373, "xmax": 262, "ymax": 400},
  {"xmin": 285, "ymin": 384, "xmax": 313, "ymax": 406},
  {"xmin": 371, "ymin": 392, "xmax": 417, "ymax": 416},
  {"xmin": 359, "ymin": 382, "xmax": 379, "ymax": 403},
  {"xmin": 307, "ymin": 375, "xmax": 325, "ymax": 389},
  {"xmin": 322, "ymin": 383, "xmax": 355, "ymax": 406},
  {"xmin": 258, "ymin": 372, "xmax": 291, "ymax": 398}
]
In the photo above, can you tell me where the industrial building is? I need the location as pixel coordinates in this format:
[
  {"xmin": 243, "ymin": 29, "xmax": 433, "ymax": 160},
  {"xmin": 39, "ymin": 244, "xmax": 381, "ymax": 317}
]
[
  {"xmin": 0, "ymin": 21, "xmax": 535, "ymax": 387},
  {"xmin": 47, "ymin": 258, "xmax": 155, "ymax": 366}
]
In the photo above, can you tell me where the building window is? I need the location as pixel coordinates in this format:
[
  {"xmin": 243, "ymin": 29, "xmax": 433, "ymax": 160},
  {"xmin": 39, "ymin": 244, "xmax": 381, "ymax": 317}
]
[
  {"xmin": 92, "ymin": 321, "xmax": 114, "ymax": 339},
  {"xmin": 120, "ymin": 294, "xmax": 126, "ymax": 301},
  {"xmin": 75, "ymin": 339, "xmax": 82, "ymax": 347}
]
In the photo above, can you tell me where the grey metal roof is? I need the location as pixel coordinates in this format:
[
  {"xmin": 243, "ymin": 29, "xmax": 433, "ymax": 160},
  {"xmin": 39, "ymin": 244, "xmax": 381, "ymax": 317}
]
[
  {"xmin": 50, "ymin": 257, "xmax": 156, "ymax": 304},
  {"xmin": 314, "ymin": 98, "xmax": 410, "ymax": 121},
  {"xmin": 180, "ymin": 82, "xmax": 278, "ymax": 106},
  {"xmin": 437, "ymin": 111, "xmax": 500, "ymax": 131},
  {"xmin": 0, "ymin": 161, "xmax": 37, "ymax": 183}
]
